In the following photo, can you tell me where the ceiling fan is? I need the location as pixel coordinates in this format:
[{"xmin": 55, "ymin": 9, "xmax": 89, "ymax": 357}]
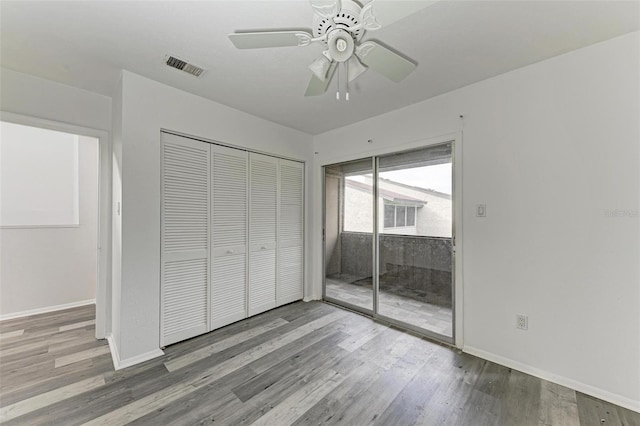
[{"xmin": 228, "ymin": 0, "xmax": 436, "ymax": 99}]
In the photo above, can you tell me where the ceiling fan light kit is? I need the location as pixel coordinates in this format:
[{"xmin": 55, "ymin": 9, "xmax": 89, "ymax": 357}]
[
  {"xmin": 347, "ymin": 56, "xmax": 367, "ymax": 82},
  {"xmin": 309, "ymin": 54, "xmax": 332, "ymax": 81},
  {"xmin": 229, "ymin": 0, "xmax": 432, "ymax": 98}
]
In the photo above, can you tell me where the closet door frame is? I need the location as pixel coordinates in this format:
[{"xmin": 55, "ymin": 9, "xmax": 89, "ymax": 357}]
[{"xmin": 160, "ymin": 129, "xmax": 306, "ymax": 344}]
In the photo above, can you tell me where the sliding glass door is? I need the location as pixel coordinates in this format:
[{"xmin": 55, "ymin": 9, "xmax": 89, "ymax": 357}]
[
  {"xmin": 323, "ymin": 158, "xmax": 374, "ymax": 313},
  {"xmin": 376, "ymin": 144, "xmax": 453, "ymax": 339},
  {"xmin": 323, "ymin": 142, "xmax": 454, "ymax": 342}
]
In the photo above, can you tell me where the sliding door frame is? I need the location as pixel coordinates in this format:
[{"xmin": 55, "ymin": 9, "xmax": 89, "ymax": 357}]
[
  {"xmin": 372, "ymin": 142, "xmax": 455, "ymax": 345},
  {"xmin": 321, "ymin": 158, "xmax": 375, "ymax": 317},
  {"xmin": 321, "ymin": 132, "xmax": 463, "ymax": 348}
]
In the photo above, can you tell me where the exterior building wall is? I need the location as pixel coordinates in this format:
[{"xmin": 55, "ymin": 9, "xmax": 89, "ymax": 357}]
[
  {"xmin": 415, "ymin": 194, "xmax": 452, "ymax": 238},
  {"xmin": 344, "ymin": 178, "xmax": 452, "ymax": 237},
  {"xmin": 343, "ymin": 181, "xmax": 374, "ymax": 233}
]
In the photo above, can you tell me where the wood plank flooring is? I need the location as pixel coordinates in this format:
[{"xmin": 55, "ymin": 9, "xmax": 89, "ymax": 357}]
[{"xmin": 0, "ymin": 302, "xmax": 638, "ymax": 425}]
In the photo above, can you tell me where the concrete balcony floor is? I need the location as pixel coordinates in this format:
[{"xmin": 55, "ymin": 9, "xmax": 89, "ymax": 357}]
[{"xmin": 325, "ymin": 277, "xmax": 453, "ymax": 337}]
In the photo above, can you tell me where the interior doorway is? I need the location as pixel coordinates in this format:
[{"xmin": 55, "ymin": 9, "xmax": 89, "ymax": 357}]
[
  {"xmin": 323, "ymin": 141, "xmax": 456, "ymax": 344},
  {"xmin": 0, "ymin": 112, "xmax": 111, "ymax": 339}
]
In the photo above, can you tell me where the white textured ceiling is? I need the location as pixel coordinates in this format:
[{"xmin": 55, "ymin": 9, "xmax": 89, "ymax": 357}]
[{"xmin": 1, "ymin": 1, "xmax": 638, "ymax": 134}]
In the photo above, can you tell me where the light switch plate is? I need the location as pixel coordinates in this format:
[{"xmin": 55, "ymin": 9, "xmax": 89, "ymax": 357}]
[{"xmin": 476, "ymin": 204, "xmax": 486, "ymax": 217}]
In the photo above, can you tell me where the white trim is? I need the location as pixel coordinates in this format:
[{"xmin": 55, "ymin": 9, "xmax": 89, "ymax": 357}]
[
  {"xmin": 105, "ymin": 333, "xmax": 119, "ymax": 370},
  {"xmin": 106, "ymin": 333, "xmax": 164, "ymax": 371},
  {"xmin": 0, "ymin": 224, "xmax": 81, "ymax": 229},
  {"xmin": 117, "ymin": 350, "xmax": 165, "ymax": 371},
  {"xmin": 452, "ymin": 131, "xmax": 463, "ymax": 349},
  {"xmin": 0, "ymin": 111, "xmax": 111, "ymax": 341},
  {"xmin": 318, "ymin": 131, "xmax": 459, "ymax": 167},
  {"xmin": 463, "ymin": 345, "xmax": 640, "ymax": 413},
  {"xmin": 161, "ymin": 128, "xmax": 307, "ymax": 164},
  {"xmin": 72, "ymin": 134, "xmax": 80, "ymax": 225},
  {"xmin": 0, "ymin": 299, "xmax": 96, "ymax": 321}
]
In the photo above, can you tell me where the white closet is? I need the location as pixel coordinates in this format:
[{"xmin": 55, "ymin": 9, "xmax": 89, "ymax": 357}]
[
  {"xmin": 160, "ymin": 133, "xmax": 304, "ymax": 346},
  {"xmin": 278, "ymin": 159, "xmax": 304, "ymax": 305},
  {"xmin": 210, "ymin": 145, "xmax": 248, "ymax": 329},
  {"xmin": 249, "ymin": 153, "xmax": 278, "ymax": 316},
  {"xmin": 161, "ymin": 133, "xmax": 211, "ymax": 346}
]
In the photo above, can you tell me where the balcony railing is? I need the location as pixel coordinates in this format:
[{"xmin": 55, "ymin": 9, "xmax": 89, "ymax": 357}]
[{"xmin": 328, "ymin": 232, "xmax": 453, "ymax": 308}]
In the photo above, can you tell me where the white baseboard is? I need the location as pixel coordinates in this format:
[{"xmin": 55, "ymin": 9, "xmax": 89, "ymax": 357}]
[
  {"xmin": 303, "ymin": 292, "xmax": 321, "ymax": 302},
  {"xmin": 0, "ymin": 299, "xmax": 96, "ymax": 321},
  {"xmin": 106, "ymin": 333, "xmax": 164, "ymax": 371},
  {"xmin": 463, "ymin": 345, "xmax": 640, "ymax": 413},
  {"xmin": 105, "ymin": 333, "xmax": 120, "ymax": 370}
]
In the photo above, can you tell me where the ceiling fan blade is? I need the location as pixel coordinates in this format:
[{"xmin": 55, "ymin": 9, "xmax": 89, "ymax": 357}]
[
  {"xmin": 229, "ymin": 31, "xmax": 313, "ymax": 49},
  {"xmin": 361, "ymin": 0, "xmax": 438, "ymax": 31},
  {"xmin": 356, "ymin": 41, "xmax": 416, "ymax": 82},
  {"xmin": 310, "ymin": 0, "xmax": 341, "ymax": 19},
  {"xmin": 305, "ymin": 62, "xmax": 337, "ymax": 96}
]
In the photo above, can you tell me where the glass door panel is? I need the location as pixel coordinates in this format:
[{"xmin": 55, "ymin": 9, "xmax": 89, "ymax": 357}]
[
  {"xmin": 376, "ymin": 143, "xmax": 454, "ymax": 338},
  {"xmin": 323, "ymin": 159, "xmax": 374, "ymax": 313}
]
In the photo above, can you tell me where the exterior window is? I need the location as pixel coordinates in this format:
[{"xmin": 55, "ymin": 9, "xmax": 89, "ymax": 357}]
[
  {"xmin": 406, "ymin": 206, "xmax": 416, "ymax": 226},
  {"xmin": 384, "ymin": 203, "xmax": 416, "ymax": 228},
  {"xmin": 384, "ymin": 204, "xmax": 395, "ymax": 228},
  {"xmin": 396, "ymin": 206, "xmax": 406, "ymax": 226}
]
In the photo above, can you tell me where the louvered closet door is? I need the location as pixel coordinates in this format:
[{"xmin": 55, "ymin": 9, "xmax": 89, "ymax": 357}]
[
  {"xmin": 278, "ymin": 159, "xmax": 304, "ymax": 305},
  {"xmin": 249, "ymin": 153, "xmax": 278, "ymax": 316},
  {"xmin": 210, "ymin": 145, "xmax": 248, "ymax": 329},
  {"xmin": 161, "ymin": 133, "xmax": 210, "ymax": 346}
]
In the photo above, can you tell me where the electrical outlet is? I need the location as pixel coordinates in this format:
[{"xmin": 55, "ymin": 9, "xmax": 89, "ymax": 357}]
[{"xmin": 516, "ymin": 314, "xmax": 528, "ymax": 330}]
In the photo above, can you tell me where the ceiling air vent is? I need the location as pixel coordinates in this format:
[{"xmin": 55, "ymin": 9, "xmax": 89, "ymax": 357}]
[{"xmin": 165, "ymin": 55, "xmax": 205, "ymax": 77}]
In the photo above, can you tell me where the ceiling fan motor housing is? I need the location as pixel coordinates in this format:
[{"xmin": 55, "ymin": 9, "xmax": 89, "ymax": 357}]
[
  {"xmin": 312, "ymin": 0, "xmax": 364, "ymax": 42},
  {"xmin": 327, "ymin": 29, "xmax": 354, "ymax": 62}
]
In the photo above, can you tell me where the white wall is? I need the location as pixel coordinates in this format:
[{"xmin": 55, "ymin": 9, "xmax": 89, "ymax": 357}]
[
  {"xmin": 0, "ymin": 68, "xmax": 112, "ymax": 131},
  {"xmin": 312, "ymin": 32, "xmax": 640, "ymax": 410},
  {"xmin": 114, "ymin": 71, "xmax": 313, "ymax": 362},
  {"xmin": 1, "ymin": 123, "xmax": 79, "ymax": 227},
  {"xmin": 0, "ymin": 136, "xmax": 98, "ymax": 315}
]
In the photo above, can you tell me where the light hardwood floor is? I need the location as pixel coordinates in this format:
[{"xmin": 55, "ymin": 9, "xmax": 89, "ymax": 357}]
[{"xmin": 0, "ymin": 302, "xmax": 638, "ymax": 425}]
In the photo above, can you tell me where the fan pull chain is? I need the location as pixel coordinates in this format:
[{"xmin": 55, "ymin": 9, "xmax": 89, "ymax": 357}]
[
  {"xmin": 336, "ymin": 63, "xmax": 340, "ymax": 100},
  {"xmin": 346, "ymin": 61, "xmax": 350, "ymax": 101},
  {"xmin": 335, "ymin": 62, "xmax": 351, "ymax": 101}
]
